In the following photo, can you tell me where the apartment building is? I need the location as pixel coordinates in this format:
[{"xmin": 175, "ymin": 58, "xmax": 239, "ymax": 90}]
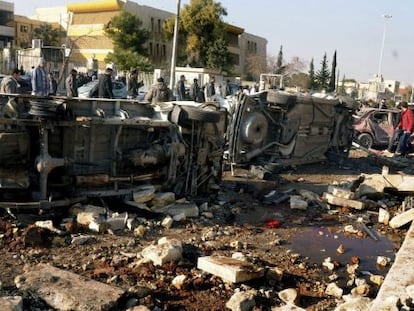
[
  {"xmin": 20, "ymin": 0, "xmax": 266, "ymax": 77},
  {"xmin": 0, "ymin": 0, "xmax": 13, "ymax": 48}
]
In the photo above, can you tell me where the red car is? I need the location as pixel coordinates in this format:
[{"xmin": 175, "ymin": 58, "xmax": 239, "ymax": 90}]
[{"xmin": 353, "ymin": 107, "xmax": 409, "ymax": 149}]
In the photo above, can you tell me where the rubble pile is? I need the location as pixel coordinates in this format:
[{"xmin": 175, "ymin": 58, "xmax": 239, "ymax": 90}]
[{"xmin": 0, "ymin": 167, "xmax": 414, "ymax": 310}]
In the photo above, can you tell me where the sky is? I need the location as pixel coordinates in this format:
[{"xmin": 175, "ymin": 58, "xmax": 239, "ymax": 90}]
[{"xmin": 9, "ymin": 0, "xmax": 414, "ymax": 85}]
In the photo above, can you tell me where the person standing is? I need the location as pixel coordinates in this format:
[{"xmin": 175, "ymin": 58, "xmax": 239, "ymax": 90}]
[
  {"xmin": 144, "ymin": 77, "xmax": 171, "ymax": 104},
  {"xmin": 204, "ymin": 76, "xmax": 215, "ymax": 102},
  {"xmin": 48, "ymin": 73, "xmax": 57, "ymax": 95},
  {"xmin": 31, "ymin": 58, "xmax": 48, "ymax": 96},
  {"xmin": 127, "ymin": 68, "xmax": 144, "ymax": 99},
  {"xmin": 65, "ymin": 69, "xmax": 79, "ymax": 97},
  {"xmin": 190, "ymin": 78, "xmax": 204, "ymax": 102},
  {"xmin": 0, "ymin": 68, "xmax": 20, "ymax": 94},
  {"xmin": 98, "ymin": 68, "xmax": 114, "ymax": 99},
  {"xmin": 384, "ymin": 101, "xmax": 414, "ymax": 157},
  {"xmin": 176, "ymin": 74, "xmax": 186, "ymax": 100}
]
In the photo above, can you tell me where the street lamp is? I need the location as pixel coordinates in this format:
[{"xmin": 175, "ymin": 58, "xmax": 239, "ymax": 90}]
[
  {"xmin": 169, "ymin": 0, "xmax": 181, "ymax": 91},
  {"xmin": 378, "ymin": 14, "xmax": 392, "ymax": 77}
]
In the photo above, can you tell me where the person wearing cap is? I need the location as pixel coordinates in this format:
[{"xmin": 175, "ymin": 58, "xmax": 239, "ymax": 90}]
[
  {"xmin": 144, "ymin": 77, "xmax": 172, "ymax": 104},
  {"xmin": 127, "ymin": 68, "xmax": 144, "ymax": 99},
  {"xmin": 65, "ymin": 69, "xmax": 79, "ymax": 97},
  {"xmin": 98, "ymin": 68, "xmax": 114, "ymax": 99},
  {"xmin": 31, "ymin": 58, "xmax": 48, "ymax": 96}
]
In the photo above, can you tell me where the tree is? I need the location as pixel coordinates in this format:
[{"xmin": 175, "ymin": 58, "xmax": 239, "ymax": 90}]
[
  {"xmin": 308, "ymin": 58, "xmax": 317, "ymax": 90},
  {"xmin": 33, "ymin": 24, "xmax": 62, "ymax": 46},
  {"xmin": 245, "ymin": 54, "xmax": 267, "ymax": 81},
  {"xmin": 328, "ymin": 50, "xmax": 337, "ymax": 92},
  {"xmin": 104, "ymin": 11, "xmax": 152, "ymax": 71},
  {"xmin": 315, "ymin": 53, "xmax": 330, "ymax": 90},
  {"xmin": 164, "ymin": 0, "xmax": 231, "ymax": 72},
  {"xmin": 276, "ymin": 45, "xmax": 284, "ymax": 74}
]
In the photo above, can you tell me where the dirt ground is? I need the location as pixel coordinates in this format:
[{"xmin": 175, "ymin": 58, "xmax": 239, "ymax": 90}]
[{"xmin": 0, "ymin": 149, "xmax": 410, "ymax": 310}]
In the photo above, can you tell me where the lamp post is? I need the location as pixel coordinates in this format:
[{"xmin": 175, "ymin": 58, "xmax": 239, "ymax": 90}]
[
  {"xmin": 169, "ymin": 0, "xmax": 181, "ymax": 91},
  {"xmin": 378, "ymin": 14, "xmax": 392, "ymax": 77}
]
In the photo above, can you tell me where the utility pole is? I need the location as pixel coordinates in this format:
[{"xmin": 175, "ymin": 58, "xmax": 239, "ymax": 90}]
[
  {"xmin": 169, "ymin": 0, "xmax": 181, "ymax": 91},
  {"xmin": 378, "ymin": 14, "xmax": 392, "ymax": 77}
]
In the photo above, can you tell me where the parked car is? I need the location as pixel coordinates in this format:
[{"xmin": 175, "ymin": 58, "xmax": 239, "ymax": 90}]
[
  {"xmin": 226, "ymin": 90, "xmax": 357, "ymax": 173},
  {"xmin": 78, "ymin": 80, "xmax": 127, "ymax": 99},
  {"xmin": 353, "ymin": 107, "xmax": 401, "ymax": 149}
]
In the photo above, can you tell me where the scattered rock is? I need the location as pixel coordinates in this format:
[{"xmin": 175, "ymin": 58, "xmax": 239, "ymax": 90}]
[
  {"xmin": 290, "ymin": 195, "xmax": 307, "ymax": 210},
  {"xmin": 171, "ymin": 275, "xmax": 187, "ymax": 290},
  {"xmin": 389, "ymin": 208, "xmax": 414, "ymax": 229},
  {"xmin": 140, "ymin": 237, "xmax": 182, "ymax": 266},
  {"xmin": 0, "ymin": 296, "xmax": 23, "ymax": 311},
  {"xmin": 325, "ymin": 282, "xmax": 343, "ymax": 298},
  {"xmin": 133, "ymin": 185, "xmax": 156, "ymax": 203},
  {"xmin": 278, "ymin": 288, "xmax": 298, "ymax": 304},
  {"xmin": 225, "ymin": 290, "xmax": 256, "ymax": 311}
]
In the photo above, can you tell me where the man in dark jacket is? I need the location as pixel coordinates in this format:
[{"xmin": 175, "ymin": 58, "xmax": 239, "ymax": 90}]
[
  {"xmin": 98, "ymin": 68, "xmax": 113, "ymax": 98},
  {"xmin": 65, "ymin": 69, "xmax": 78, "ymax": 97},
  {"xmin": 176, "ymin": 74, "xmax": 186, "ymax": 100},
  {"xmin": 127, "ymin": 68, "xmax": 144, "ymax": 99}
]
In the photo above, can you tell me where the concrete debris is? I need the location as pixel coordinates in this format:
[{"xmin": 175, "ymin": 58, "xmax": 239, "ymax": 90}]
[
  {"xmin": 225, "ymin": 290, "xmax": 256, "ymax": 311},
  {"xmin": 290, "ymin": 195, "xmax": 308, "ymax": 210},
  {"xmin": 356, "ymin": 173, "xmax": 414, "ymax": 198},
  {"xmin": 140, "ymin": 237, "xmax": 182, "ymax": 266},
  {"xmin": 134, "ymin": 225, "xmax": 146, "ymax": 237},
  {"xmin": 133, "ymin": 185, "xmax": 156, "ymax": 203},
  {"xmin": 334, "ymin": 294, "xmax": 372, "ymax": 311},
  {"xmin": 166, "ymin": 202, "xmax": 199, "ymax": 218},
  {"xmin": 0, "ymin": 296, "xmax": 23, "ymax": 311},
  {"xmin": 197, "ymin": 256, "xmax": 264, "ymax": 283},
  {"xmin": 323, "ymin": 192, "xmax": 364, "ymax": 210},
  {"xmin": 76, "ymin": 205, "xmax": 106, "ymax": 227},
  {"xmin": 71, "ymin": 234, "xmax": 97, "ymax": 245},
  {"xmin": 369, "ymin": 274, "xmax": 384, "ymax": 286},
  {"xmin": 171, "ymin": 274, "xmax": 187, "ymax": 290},
  {"xmin": 344, "ymin": 224, "xmax": 359, "ymax": 234},
  {"xmin": 106, "ymin": 212, "xmax": 128, "ymax": 231},
  {"xmin": 389, "ymin": 208, "xmax": 414, "ymax": 229},
  {"xmin": 378, "ymin": 208, "xmax": 390, "ymax": 225},
  {"xmin": 15, "ymin": 264, "xmax": 124, "ymax": 311},
  {"xmin": 325, "ymin": 282, "xmax": 343, "ymax": 299},
  {"xmin": 151, "ymin": 192, "xmax": 176, "ymax": 208},
  {"xmin": 272, "ymin": 303, "xmax": 306, "ymax": 310},
  {"xmin": 327, "ymin": 186, "xmax": 355, "ymax": 199},
  {"xmin": 336, "ymin": 244, "xmax": 345, "ymax": 254},
  {"xmin": 376, "ymin": 256, "xmax": 391, "ymax": 267},
  {"xmin": 161, "ymin": 216, "xmax": 173, "ymax": 229},
  {"xmin": 351, "ymin": 283, "xmax": 371, "ymax": 296},
  {"xmin": 34, "ymin": 220, "xmax": 64, "ymax": 235},
  {"xmin": 278, "ymin": 288, "xmax": 298, "ymax": 304},
  {"xmin": 322, "ymin": 257, "xmax": 335, "ymax": 271}
]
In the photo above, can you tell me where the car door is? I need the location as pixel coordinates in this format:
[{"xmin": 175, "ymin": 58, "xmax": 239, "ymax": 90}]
[{"xmin": 368, "ymin": 110, "xmax": 393, "ymax": 145}]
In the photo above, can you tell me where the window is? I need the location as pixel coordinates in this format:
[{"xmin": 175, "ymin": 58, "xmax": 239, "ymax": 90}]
[
  {"xmin": 20, "ymin": 25, "xmax": 28, "ymax": 33},
  {"xmin": 149, "ymin": 42, "xmax": 153, "ymax": 56},
  {"xmin": 162, "ymin": 45, "xmax": 166, "ymax": 58},
  {"xmin": 151, "ymin": 17, "xmax": 154, "ymax": 31},
  {"xmin": 156, "ymin": 43, "xmax": 159, "ymax": 56},
  {"xmin": 158, "ymin": 19, "xmax": 161, "ymax": 33}
]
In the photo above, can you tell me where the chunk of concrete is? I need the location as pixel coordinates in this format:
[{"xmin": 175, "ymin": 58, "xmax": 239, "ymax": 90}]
[
  {"xmin": 133, "ymin": 186, "xmax": 156, "ymax": 203},
  {"xmin": 0, "ymin": 296, "xmax": 23, "ymax": 311},
  {"xmin": 278, "ymin": 288, "xmax": 298, "ymax": 304},
  {"xmin": 290, "ymin": 195, "xmax": 307, "ymax": 210},
  {"xmin": 167, "ymin": 202, "xmax": 199, "ymax": 218},
  {"xmin": 171, "ymin": 275, "xmax": 187, "ymax": 290},
  {"xmin": 325, "ymin": 282, "xmax": 343, "ymax": 298},
  {"xmin": 328, "ymin": 186, "xmax": 355, "ymax": 199},
  {"xmin": 323, "ymin": 192, "xmax": 364, "ymax": 210},
  {"xmin": 161, "ymin": 216, "xmax": 173, "ymax": 229},
  {"xmin": 140, "ymin": 238, "xmax": 182, "ymax": 266},
  {"xmin": 272, "ymin": 303, "xmax": 306, "ymax": 311},
  {"xmin": 15, "ymin": 264, "xmax": 124, "ymax": 311},
  {"xmin": 225, "ymin": 290, "xmax": 256, "ymax": 311},
  {"xmin": 389, "ymin": 208, "xmax": 414, "ymax": 229},
  {"xmin": 197, "ymin": 256, "xmax": 264, "ymax": 283},
  {"xmin": 151, "ymin": 192, "xmax": 175, "ymax": 208},
  {"xmin": 334, "ymin": 295, "xmax": 372, "ymax": 311},
  {"xmin": 378, "ymin": 208, "xmax": 390, "ymax": 225},
  {"xmin": 76, "ymin": 205, "xmax": 106, "ymax": 227}
]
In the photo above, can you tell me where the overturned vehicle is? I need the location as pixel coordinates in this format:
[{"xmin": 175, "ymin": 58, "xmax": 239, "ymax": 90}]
[
  {"xmin": 227, "ymin": 91, "xmax": 357, "ymax": 174},
  {"xmin": 0, "ymin": 94, "xmax": 226, "ymax": 210}
]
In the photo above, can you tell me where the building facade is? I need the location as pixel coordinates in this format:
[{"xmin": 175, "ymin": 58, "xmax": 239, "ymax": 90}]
[{"xmin": 0, "ymin": 0, "xmax": 14, "ymax": 48}]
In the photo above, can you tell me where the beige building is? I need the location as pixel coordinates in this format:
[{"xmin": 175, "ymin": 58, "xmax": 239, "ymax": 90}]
[
  {"xmin": 25, "ymin": 0, "xmax": 266, "ymax": 77},
  {"xmin": 0, "ymin": 0, "xmax": 13, "ymax": 48}
]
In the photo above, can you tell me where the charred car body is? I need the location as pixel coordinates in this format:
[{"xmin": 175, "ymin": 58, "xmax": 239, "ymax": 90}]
[
  {"xmin": 227, "ymin": 91, "xmax": 356, "ymax": 173},
  {"xmin": 0, "ymin": 94, "xmax": 226, "ymax": 209}
]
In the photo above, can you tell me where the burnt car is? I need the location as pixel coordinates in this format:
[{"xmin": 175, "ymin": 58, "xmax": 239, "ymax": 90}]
[
  {"xmin": 0, "ymin": 94, "xmax": 226, "ymax": 210},
  {"xmin": 353, "ymin": 107, "xmax": 402, "ymax": 149},
  {"xmin": 226, "ymin": 91, "xmax": 356, "ymax": 173}
]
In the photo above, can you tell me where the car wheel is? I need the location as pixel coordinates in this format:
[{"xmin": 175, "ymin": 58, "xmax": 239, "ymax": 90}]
[
  {"xmin": 240, "ymin": 112, "xmax": 269, "ymax": 145},
  {"xmin": 357, "ymin": 133, "xmax": 374, "ymax": 149}
]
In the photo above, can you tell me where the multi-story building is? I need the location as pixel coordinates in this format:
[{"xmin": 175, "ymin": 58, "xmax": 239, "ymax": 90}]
[
  {"xmin": 0, "ymin": 0, "xmax": 14, "ymax": 48},
  {"xmin": 20, "ymin": 0, "xmax": 266, "ymax": 78},
  {"xmin": 14, "ymin": 15, "xmax": 46, "ymax": 48}
]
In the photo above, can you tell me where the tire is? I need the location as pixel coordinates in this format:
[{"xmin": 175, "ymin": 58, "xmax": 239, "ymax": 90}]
[
  {"xmin": 179, "ymin": 105, "xmax": 221, "ymax": 123},
  {"xmin": 357, "ymin": 133, "xmax": 374, "ymax": 149},
  {"xmin": 240, "ymin": 112, "xmax": 269, "ymax": 144}
]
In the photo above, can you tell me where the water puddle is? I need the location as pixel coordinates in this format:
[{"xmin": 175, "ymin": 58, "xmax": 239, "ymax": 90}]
[{"xmin": 290, "ymin": 226, "xmax": 396, "ymax": 274}]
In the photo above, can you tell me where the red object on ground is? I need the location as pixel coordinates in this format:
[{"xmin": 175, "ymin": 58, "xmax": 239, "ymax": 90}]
[{"xmin": 265, "ymin": 219, "xmax": 281, "ymax": 228}]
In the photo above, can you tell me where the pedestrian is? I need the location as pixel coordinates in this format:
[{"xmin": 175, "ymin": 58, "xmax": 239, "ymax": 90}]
[
  {"xmin": 31, "ymin": 58, "xmax": 48, "ymax": 96},
  {"xmin": 378, "ymin": 98, "xmax": 388, "ymax": 109},
  {"xmin": 383, "ymin": 101, "xmax": 414, "ymax": 157},
  {"xmin": 0, "ymin": 68, "xmax": 21, "ymax": 118},
  {"xmin": 0, "ymin": 68, "xmax": 21, "ymax": 94},
  {"xmin": 65, "ymin": 69, "xmax": 79, "ymax": 97},
  {"xmin": 176, "ymin": 74, "xmax": 186, "ymax": 100},
  {"xmin": 127, "ymin": 68, "xmax": 144, "ymax": 99},
  {"xmin": 190, "ymin": 78, "xmax": 204, "ymax": 102},
  {"xmin": 98, "ymin": 67, "xmax": 114, "ymax": 99},
  {"xmin": 48, "ymin": 73, "xmax": 57, "ymax": 95},
  {"xmin": 204, "ymin": 76, "xmax": 215, "ymax": 102},
  {"xmin": 225, "ymin": 79, "xmax": 232, "ymax": 96},
  {"xmin": 144, "ymin": 77, "xmax": 172, "ymax": 105}
]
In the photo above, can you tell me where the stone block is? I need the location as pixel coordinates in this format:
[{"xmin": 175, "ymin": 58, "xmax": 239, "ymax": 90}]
[
  {"xmin": 197, "ymin": 256, "xmax": 264, "ymax": 283},
  {"xmin": 133, "ymin": 186, "xmax": 156, "ymax": 203},
  {"xmin": 389, "ymin": 208, "xmax": 414, "ymax": 229},
  {"xmin": 167, "ymin": 202, "xmax": 199, "ymax": 218},
  {"xmin": 226, "ymin": 290, "xmax": 256, "ymax": 311},
  {"xmin": 328, "ymin": 186, "xmax": 355, "ymax": 199},
  {"xmin": 15, "ymin": 264, "xmax": 124, "ymax": 311},
  {"xmin": 141, "ymin": 238, "xmax": 182, "ymax": 266},
  {"xmin": 151, "ymin": 192, "xmax": 176, "ymax": 208},
  {"xmin": 323, "ymin": 193, "xmax": 364, "ymax": 210}
]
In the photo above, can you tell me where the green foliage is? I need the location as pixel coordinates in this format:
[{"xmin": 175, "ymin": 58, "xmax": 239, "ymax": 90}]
[
  {"xmin": 164, "ymin": 0, "xmax": 230, "ymax": 71},
  {"xmin": 33, "ymin": 24, "xmax": 62, "ymax": 46},
  {"xmin": 104, "ymin": 11, "xmax": 150, "ymax": 70},
  {"xmin": 328, "ymin": 50, "xmax": 337, "ymax": 92},
  {"xmin": 308, "ymin": 58, "xmax": 317, "ymax": 90},
  {"xmin": 315, "ymin": 53, "xmax": 330, "ymax": 90},
  {"xmin": 105, "ymin": 48, "xmax": 153, "ymax": 71},
  {"xmin": 276, "ymin": 45, "xmax": 283, "ymax": 74}
]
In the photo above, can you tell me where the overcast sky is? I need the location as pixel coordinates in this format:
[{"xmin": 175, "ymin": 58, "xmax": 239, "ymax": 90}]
[{"xmin": 9, "ymin": 0, "xmax": 414, "ymax": 85}]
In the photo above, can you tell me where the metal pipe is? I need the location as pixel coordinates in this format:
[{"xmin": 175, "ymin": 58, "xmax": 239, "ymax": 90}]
[{"xmin": 169, "ymin": 0, "xmax": 181, "ymax": 91}]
